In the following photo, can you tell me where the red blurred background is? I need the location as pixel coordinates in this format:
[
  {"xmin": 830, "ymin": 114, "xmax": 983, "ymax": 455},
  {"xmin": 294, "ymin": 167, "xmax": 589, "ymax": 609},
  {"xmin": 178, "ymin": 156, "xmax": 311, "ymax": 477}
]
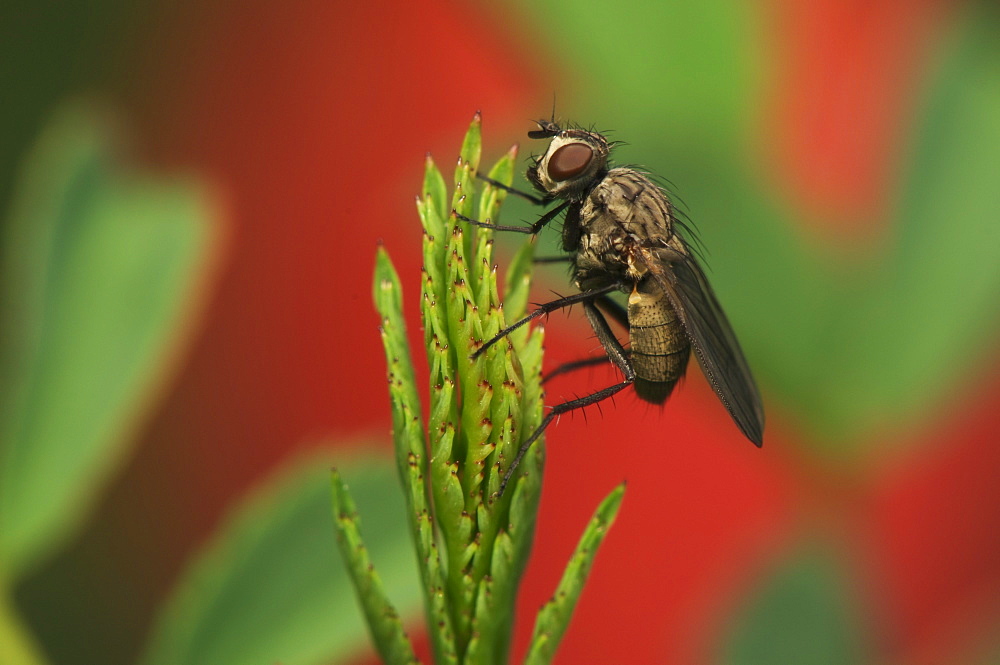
[{"xmin": 7, "ymin": 0, "xmax": 1000, "ymax": 663}]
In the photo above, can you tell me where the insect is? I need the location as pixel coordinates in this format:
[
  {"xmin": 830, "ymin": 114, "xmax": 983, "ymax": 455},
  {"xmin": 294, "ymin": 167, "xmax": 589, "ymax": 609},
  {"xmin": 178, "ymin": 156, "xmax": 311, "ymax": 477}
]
[{"xmin": 457, "ymin": 119, "xmax": 764, "ymax": 493}]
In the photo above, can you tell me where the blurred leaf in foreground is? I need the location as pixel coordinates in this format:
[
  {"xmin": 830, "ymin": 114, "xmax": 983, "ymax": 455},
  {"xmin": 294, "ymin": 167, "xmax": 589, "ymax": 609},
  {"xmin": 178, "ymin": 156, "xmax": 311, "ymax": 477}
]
[
  {"xmin": 0, "ymin": 101, "xmax": 221, "ymax": 577},
  {"xmin": 141, "ymin": 453, "xmax": 419, "ymax": 665}
]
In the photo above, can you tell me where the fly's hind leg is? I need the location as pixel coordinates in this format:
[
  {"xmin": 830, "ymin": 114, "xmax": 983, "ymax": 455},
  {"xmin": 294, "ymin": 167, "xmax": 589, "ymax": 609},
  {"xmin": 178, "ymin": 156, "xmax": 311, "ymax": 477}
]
[
  {"xmin": 596, "ymin": 294, "xmax": 628, "ymax": 328},
  {"xmin": 543, "ymin": 356, "xmax": 612, "ymax": 383},
  {"xmin": 499, "ymin": 300, "xmax": 636, "ymax": 495}
]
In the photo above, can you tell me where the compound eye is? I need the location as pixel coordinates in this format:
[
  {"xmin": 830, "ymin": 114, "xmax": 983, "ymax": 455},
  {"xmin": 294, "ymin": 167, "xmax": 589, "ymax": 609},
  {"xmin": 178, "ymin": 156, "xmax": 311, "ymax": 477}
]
[{"xmin": 547, "ymin": 143, "xmax": 593, "ymax": 181}]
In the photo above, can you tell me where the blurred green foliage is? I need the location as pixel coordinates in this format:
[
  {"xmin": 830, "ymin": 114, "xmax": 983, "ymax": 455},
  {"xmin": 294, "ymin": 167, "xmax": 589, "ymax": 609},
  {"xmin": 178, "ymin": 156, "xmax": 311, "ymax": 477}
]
[
  {"xmin": 142, "ymin": 454, "xmax": 420, "ymax": 665},
  {"xmin": 720, "ymin": 547, "xmax": 869, "ymax": 664},
  {"xmin": 0, "ymin": 103, "xmax": 216, "ymax": 578},
  {"xmin": 0, "ymin": 103, "xmax": 216, "ymax": 665}
]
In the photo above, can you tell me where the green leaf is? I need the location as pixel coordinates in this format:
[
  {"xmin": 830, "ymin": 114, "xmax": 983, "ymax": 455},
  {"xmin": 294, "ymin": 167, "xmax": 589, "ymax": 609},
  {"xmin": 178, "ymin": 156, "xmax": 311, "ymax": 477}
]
[
  {"xmin": 503, "ymin": 237, "xmax": 536, "ymax": 350},
  {"xmin": 0, "ymin": 102, "xmax": 218, "ymax": 576},
  {"xmin": 140, "ymin": 453, "xmax": 420, "ymax": 665},
  {"xmin": 719, "ymin": 547, "xmax": 870, "ymax": 665},
  {"xmin": 331, "ymin": 467, "xmax": 418, "ymax": 665},
  {"xmin": 455, "ymin": 110, "xmax": 482, "ymax": 185},
  {"xmin": 374, "ymin": 246, "xmax": 457, "ymax": 665},
  {"xmin": 477, "ymin": 143, "xmax": 516, "ymax": 228},
  {"xmin": 373, "ymin": 246, "xmax": 426, "ymax": 477},
  {"xmin": 423, "ymin": 153, "xmax": 448, "ymax": 232},
  {"xmin": 523, "ymin": 483, "xmax": 624, "ymax": 665}
]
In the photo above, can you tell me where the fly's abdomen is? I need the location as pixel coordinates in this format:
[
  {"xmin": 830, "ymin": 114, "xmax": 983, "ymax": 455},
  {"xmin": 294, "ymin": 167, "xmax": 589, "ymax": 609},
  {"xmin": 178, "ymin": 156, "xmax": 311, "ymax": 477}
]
[{"xmin": 628, "ymin": 281, "xmax": 690, "ymax": 404}]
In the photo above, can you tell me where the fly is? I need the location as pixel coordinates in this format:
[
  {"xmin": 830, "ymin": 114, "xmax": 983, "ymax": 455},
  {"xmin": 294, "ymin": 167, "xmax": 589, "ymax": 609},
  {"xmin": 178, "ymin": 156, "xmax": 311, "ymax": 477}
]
[{"xmin": 456, "ymin": 119, "xmax": 765, "ymax": 494}]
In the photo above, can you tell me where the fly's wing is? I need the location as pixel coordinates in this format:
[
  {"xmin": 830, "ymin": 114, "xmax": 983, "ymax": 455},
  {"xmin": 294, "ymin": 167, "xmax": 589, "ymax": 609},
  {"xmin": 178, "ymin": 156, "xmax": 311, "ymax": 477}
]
[{"xmin": 639, "ymin": 245, "xmax": 765, "ymax": 446}]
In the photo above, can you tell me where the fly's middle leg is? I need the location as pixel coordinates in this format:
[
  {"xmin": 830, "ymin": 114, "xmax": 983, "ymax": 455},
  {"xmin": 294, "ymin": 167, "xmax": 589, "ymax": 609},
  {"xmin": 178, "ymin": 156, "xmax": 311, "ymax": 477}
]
[
  {"xmin": 499, "ymin": 300, "xmax": 635, "ymax": 495},
  {"xmin": 475, "ymin": 172, "xmax": 550, "ymax": 206},
  {"xmin": 471, "ymin": 283, "xmax": 620, "ymax": 360},
  {"xmin": 541, "ymin": 295, "xmax": 627, "ymax": 382}
]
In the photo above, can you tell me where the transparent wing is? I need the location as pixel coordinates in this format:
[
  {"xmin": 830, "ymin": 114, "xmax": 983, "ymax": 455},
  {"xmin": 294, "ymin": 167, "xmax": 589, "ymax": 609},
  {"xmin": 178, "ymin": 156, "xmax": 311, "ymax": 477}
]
[{"xmin": 641, "ymin": 245, "xmax": 765, "ymax": 445}]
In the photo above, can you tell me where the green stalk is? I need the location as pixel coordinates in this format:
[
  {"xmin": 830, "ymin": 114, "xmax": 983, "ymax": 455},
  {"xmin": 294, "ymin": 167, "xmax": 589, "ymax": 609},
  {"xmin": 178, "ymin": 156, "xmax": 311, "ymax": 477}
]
[{"xmin": 334, "ymin": 112, "xmax": 625, "ymax": 665}]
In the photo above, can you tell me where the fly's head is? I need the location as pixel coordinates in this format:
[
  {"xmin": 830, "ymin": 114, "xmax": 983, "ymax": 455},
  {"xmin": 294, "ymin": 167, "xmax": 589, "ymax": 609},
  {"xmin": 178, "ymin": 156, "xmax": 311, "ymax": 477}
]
[{"xmin": 526, "ymin": 120, "xmax": 610, "ymax": 201}]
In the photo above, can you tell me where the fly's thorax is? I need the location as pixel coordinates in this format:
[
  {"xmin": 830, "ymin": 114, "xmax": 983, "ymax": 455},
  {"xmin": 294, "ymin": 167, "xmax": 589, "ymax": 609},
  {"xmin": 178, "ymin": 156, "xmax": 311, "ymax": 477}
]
[
  {"xmin": 569, "ymin": 168, "xmax": 677, "ymax": 287},
  {"xmin": 585, "ymin": 168, "xmax": 676, "ymax": 245},
  {"xmin": 627, "ymin": 278, "xmax": 690, "ymax": 402}
]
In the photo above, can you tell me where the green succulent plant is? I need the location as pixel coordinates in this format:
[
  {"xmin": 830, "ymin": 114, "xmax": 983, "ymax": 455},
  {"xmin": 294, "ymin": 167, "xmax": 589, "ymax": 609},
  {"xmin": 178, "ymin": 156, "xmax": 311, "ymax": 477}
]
[{"xmin": 332, "ymin": 113, "xmax": 625, "ymax": 665}]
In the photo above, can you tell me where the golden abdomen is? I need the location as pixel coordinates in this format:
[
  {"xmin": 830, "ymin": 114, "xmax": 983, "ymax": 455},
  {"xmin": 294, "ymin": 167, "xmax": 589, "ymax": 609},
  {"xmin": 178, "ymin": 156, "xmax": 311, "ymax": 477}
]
[{"xmin": 627, "ymin": 280, "xmax": 690, "ymax": 403}]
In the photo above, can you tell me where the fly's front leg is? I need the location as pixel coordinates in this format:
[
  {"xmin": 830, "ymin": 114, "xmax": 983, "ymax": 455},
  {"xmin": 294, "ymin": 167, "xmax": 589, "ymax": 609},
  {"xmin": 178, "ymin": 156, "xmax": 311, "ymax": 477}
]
[
  {"xmin": 452, "ymin": 170, "xmax": 563, "ymax": 234},
  {"xmin": 453, "ymin": 200, "xmax": 569, "ymax": 235},
  {"xmin": 498, "ymin": 300, "xmax": 636, "ymax": 495},
  {"xmin": 475, "ymin": 172, "xmax": 550, "ymax": 206}
]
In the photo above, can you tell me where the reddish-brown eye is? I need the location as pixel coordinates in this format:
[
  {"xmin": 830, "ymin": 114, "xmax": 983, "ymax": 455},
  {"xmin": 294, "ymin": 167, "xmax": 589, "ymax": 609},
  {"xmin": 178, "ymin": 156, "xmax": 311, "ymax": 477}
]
[{"xmin": 547, "ymin": 143, "xmax": 593, "ymax": 181}]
